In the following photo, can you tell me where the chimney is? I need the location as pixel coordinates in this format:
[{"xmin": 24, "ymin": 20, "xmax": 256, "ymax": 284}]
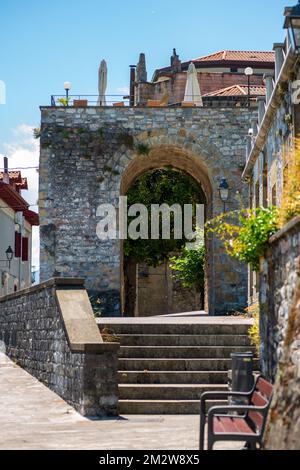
[
  {"xmin": 129, "ymin": 65, "xmax": 136, "ymax": 107},
  {"xmin": 2, "ymin": 156, "xmax": 9, "ymax": 184}
]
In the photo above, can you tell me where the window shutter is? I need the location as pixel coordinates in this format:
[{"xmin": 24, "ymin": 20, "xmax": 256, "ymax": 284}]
[
  {"xmin": 15, "ymin": 232, "xmax": 21, "ymax": 258},
  {"xmin": 22, "ymin": 237, "xmax": 29, "ymax": 262}
]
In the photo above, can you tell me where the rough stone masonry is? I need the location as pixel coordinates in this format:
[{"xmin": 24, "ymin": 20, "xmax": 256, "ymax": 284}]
[{"xmin": 39, "ymin": 105, "xmax": 255, "ymax": 316}]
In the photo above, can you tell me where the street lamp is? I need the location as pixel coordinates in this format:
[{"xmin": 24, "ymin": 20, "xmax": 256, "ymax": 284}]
[
  {"xmin": 0, "ymin": 246, "xmax": 14, "ymax": 270},
  {"xmin": 63, "ymin": 81, "xmax": 72, "ymax": 103},
  {"xmin": 218, "ymin": 178, "xmax": 230, "ymax": 212},
  {"xmin": 284, "ymin": 1, "xmax": 300, "ymax": 52},
  {"xmin": 244, "ymin": 67, "xmax": 254, "ymax": 107}
]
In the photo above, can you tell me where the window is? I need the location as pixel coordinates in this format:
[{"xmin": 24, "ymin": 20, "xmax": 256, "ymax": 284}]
[
  {"xmin": 22, "ymin": 237, "xmax": 29, "ymax": 262},
  {"xmin": 14, "ymin": 232, "xmax": 21, "ymax": 258},
  {"xmin": 230, "ymin": 67, "xmax": 238, "ymax": 73}
]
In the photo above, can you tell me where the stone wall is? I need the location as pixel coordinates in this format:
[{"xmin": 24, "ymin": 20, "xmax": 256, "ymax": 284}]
[
  {"xmin": 0, "ymin": 278, "xmax": 119, "ymax": 417},
  {"xmin": 263, "ymin": 255, "xmax": 300, "ymax": 449},
  {"xmin": 39, "ymin": 106, "xmax": 255, "ymax": 316},
  {"xmin": 260, "ymin": 216, "xmax": 300, "ymax": 381}
]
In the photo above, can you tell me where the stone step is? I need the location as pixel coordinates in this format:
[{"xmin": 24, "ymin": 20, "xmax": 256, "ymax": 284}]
[
  {"xmin": 117, "ymin": 334, "xmax": 252, "ymax": 347},
  {"xmin": 118, "ymin": 370, "xmax": 228, "ymax": 384},
  {"xmin": 118, "ymin": 399, "xmax": 228, "ymax": 415},
  {"xmin": 99, "ymin": 322, "xmax": 251, "ymax": 336},
  {"xmin": 119, "ymin": 346, "xmax": 256, "ymax": 359},
  {"xmin": 119, "ymin": 383, "xmax": 228, "ymax": 400},
  {"xmin": 119, "ymin": 358, "xmax": 259, "ymax": 371}
]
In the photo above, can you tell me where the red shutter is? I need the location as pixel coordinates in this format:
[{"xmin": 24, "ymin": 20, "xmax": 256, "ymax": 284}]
[
  {"xmin": 15, "ymin": 232, "xmax": 21, "ymax": 258},
  {"xmin": 22, "ymin": 237, "xmax": 29, "ymax": 262}
]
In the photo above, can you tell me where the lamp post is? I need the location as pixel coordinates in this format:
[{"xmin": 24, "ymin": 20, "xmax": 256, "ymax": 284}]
[
  {"xmin": 63, "ymin": 82, "xmax": 72, "ymax": 104},
  {"xmin": 284, "ymin": 1, "xmax": 300, "ymax": 52},
  {"xmin": 218, "ymin": 178, "xmax": 230, "ymax": 212},
  {"xmin": 244, "ymin": 67, "xmax": 254, "ymax": 107},
  {"xmin": 0, "ymin": 246, "xmax": 14, "ymax": 270}
]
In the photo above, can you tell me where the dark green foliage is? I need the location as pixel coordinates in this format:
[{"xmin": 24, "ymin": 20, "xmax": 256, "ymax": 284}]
[{"xmin": 124, "ymin": 168, "xmax": 205, "ymax": 266}]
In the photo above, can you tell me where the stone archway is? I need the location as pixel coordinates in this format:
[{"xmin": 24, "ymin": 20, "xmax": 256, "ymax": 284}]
[
  {"xmin": 40, "ymin": 106, "xmax": 252, "ymax": 316},
  {"xmin": 119, "ymin": 144, "xmax": 213, "ymax": 316}
]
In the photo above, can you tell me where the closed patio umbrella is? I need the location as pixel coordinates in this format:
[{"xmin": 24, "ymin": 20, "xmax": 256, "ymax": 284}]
[
  {"xmin": 97, "ymin": 59, "xmax": 107, "ymax": 106},
  {"xmin": 184, "ymin": 62, "xmax": 203, "ymax": 107}
]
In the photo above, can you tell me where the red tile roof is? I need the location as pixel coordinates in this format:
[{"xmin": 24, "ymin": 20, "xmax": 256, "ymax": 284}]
[
  {"xmin": 0, "ymin": 171, "xmax": 28, "ymax": 190},
  {"xmin": 192, "ymin": 50, "xmax": 275, "ymax": 63},
  {"xmin": 0, "ymin": 182, "xmax": 39, "ymax": 226},
  {"xmin": 203, "ymin": 84, "xmax": 266, "ymax": 97}
]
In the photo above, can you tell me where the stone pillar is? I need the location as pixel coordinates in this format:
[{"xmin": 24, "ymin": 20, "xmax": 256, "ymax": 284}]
[
  {"xmin": 264, "ymin": 73, "xmax": 274, "ymax": 104},
  {"xmin": 136, "ymin": 53, "xmax": 147, "ymax": 83},
  {"xmin": 273, "ymin": 43, "xmax": 285, "ymax": 81},
  {"xmin": 257, "ymin": 96, "xmax": 266, "ymax": 127},
  {"xmin": 250, "ymin": 117, "xmax": 258, "ymax": 136}
]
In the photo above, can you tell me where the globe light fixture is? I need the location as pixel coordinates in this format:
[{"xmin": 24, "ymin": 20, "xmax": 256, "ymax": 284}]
[
  {"xmin": 63, "ymin": 82, "xmax": 72, "ymax": 102},
  {"xmin": 284, "ymin": 1, "xmax": 300, "ymax": 52}
]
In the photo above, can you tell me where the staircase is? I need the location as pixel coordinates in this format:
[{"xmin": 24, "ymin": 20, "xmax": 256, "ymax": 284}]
[{"xmin": 98, "ymin": 318, "xmax": 256, "ymax": 414}]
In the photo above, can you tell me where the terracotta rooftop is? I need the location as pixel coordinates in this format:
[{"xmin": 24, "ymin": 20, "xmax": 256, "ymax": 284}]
[
  {"xmin": 192, "ymin": 50, "xmax": 275, "ymax": 63},
  {"xmin": 0, "ymin": 171, "xmax": 28, "ymax": 191},
  {"xmin": 203, "ymin": 84, "xmax": 266, "ymax": 98}
]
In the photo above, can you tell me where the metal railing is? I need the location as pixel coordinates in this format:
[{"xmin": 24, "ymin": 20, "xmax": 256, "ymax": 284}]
[{"xmin": 50, "ymin": 94, "xmax": 253, "ymax": 108}]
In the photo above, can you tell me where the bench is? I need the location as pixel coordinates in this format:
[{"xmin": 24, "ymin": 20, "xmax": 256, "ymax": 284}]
[{"xmin": 199, "ymin": 375, "xmax": 273, "ymax": 450}]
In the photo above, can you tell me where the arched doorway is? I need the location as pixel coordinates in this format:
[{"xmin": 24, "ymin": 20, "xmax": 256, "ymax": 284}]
[{"xmin": 119, "ymin": 146, "xmax": 213, "ymax": 316}]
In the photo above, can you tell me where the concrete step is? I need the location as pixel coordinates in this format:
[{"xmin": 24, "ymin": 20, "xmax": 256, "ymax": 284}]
[
  {"xmin": 119, "ymin": 358, "xmax": 259, "ymax": 371},
  {"xmin": 119, "ymin": 383, "xmax": 228, "ymax": 400},
  {"xmin": 117, "ymin": 334, "xmax": 252, "ymax": 347},
  {"xmin": 119, "ymin": 346, "xmax": 256, "ymax": 359},
  {"xmin": 118, "ymin": 399, "xmax": 228, "ymax": 415},
  {"xmin": 118, "ymin": 370, "xmax": 228, "ymax": 384},
  {"xmin": 99, "ymin": 323, "xmax": 251, "ymax": 336}
]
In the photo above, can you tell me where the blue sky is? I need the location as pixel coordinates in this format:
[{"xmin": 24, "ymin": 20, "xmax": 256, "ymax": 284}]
[
  {"xmin": 0, "ymin": 0, "xmax": 293, "ymax": 152},
  {"xmin": 0, "ymin": 0, "xmax": 294, "ymax": 270}
]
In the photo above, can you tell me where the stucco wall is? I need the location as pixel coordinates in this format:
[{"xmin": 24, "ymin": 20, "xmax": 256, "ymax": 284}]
[{"xmin": 39, "ymin": 106, "xmax": 255, "ymax": 316}]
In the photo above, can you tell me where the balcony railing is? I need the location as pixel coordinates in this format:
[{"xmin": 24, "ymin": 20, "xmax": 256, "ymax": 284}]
[{"xmin": 50, "ymin": 94, "xmax": 252, "ymax": 108}]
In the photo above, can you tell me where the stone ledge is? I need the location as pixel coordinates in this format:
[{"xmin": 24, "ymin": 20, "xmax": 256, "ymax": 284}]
[
  {"xmin": 269, "ymin": 216, "xmax": 300, "ymax": 245},
  {"xmin": 0, "ymin": 277, "xmax": 85, "ymax": 303},
  {"xmin": 70, "ymin": 342, "xmax": 119, "ymax": 354}
]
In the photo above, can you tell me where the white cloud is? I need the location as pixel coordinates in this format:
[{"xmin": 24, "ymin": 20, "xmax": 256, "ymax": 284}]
[
  {"xmin": 116, "ymin": 86, "xmax": 130, "ymax": 95},
  {"xmin": 1, "ymin": 124, "xmax": 40, "ymax": 271}
]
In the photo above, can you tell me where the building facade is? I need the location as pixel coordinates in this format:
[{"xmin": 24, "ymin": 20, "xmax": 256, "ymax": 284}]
[{"xmin": 0, "ymin": 164, "xmax": 39, "ymax": 296}]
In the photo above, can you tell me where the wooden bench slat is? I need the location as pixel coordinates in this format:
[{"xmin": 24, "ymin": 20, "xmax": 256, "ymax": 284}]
[
  {"xmin": 248, "ymin": 410, "xmax": 264, "ymax": 430},
  {"xmin": 213, "ymin": 417, "xmax": 255, "ymax": 435},
  {"xmin": 251, "ymin": 391, "xmax": 268, "ymax": 407},
  {"xmin": 256, "ymin": 377, "xmax": 273, "ymax": 398}
]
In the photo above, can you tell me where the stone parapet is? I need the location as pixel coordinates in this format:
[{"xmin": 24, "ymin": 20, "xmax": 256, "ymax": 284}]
[{"xmin": 0, "ymin": 278, "xmax": 119, "ymax": 417}]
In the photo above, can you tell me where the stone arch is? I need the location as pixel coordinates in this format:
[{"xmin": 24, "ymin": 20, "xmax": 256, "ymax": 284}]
[{"xmin": 118, "ymin": 142, "xmax": 214, "ymax": 316}]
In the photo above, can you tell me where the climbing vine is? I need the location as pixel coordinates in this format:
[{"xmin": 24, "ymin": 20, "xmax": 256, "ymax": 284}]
[{"xmin": 206, "ymin": 207, "xmax": 279, "ymax": 271}]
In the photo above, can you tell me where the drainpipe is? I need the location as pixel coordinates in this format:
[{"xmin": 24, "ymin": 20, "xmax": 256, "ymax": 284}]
[
  {"xmin": 264, "ymin": 73, "xmax": 274, "ymax": 105},
  {"xmin": 273, "ymin": 43, "xmax": 285, "ymax": 81},
  {"xmin": 257, "ymin": 96, "xmax": 266, "ymax": 128},
  {"xmin": 129, "ymin": 65, "xmax": 136, "ymax": 107}
]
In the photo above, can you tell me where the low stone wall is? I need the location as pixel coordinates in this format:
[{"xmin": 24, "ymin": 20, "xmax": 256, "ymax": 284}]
[
  {"xmin": 259, "ymin": 216, "xmax": 300, "ymax": 381},
  {"xmin": 263, "ymin": 264, "xmax": 300, "ymax": 449},
  {"xmin": 0, "ymin": 278, "xmax": 119, "ymax": 417}
]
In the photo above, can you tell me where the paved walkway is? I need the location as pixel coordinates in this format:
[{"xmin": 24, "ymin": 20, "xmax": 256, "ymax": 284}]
[{"xmin": 0, "ymin": 353, "xmax": 243, "ymax": 450}]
